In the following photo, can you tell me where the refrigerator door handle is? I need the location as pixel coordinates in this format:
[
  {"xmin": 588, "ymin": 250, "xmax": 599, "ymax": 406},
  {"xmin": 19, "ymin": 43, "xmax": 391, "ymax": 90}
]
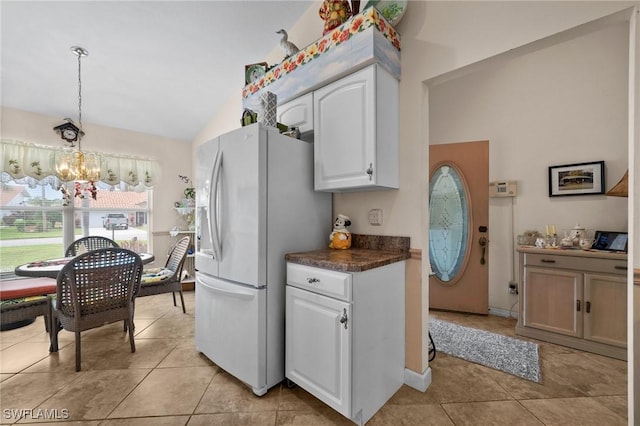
[
  {"xmin": 210, "ymin": 150, "xmax": 223, "ymax": 260},
  {"xmin": 198, "ymin": 276, "xmax": 256, "ymax": 300},
  {"xmin": 201, "ymin": 150, "xmax": 218, "ymax": 258}
]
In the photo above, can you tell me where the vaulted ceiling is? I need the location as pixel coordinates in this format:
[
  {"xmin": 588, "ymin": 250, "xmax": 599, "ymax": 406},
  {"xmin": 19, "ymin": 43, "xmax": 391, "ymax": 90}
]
[{"xmin": 1, "ymin": 1, "xmax": 313, "ymax": 141}]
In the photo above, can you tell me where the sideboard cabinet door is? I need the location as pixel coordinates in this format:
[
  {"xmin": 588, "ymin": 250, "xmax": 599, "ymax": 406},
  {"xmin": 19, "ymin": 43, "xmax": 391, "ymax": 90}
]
[
  {"xmin": 522, "ymin": 266, "xmax": 583, "ymax": 338},
  {"xmin": 583, "ymin": 273, "xmax": 627, "ymax": 347}
]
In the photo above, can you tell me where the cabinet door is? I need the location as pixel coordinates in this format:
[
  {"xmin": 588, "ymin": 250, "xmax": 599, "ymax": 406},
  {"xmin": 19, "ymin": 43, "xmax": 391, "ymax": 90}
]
[
  {"xmin": 277, "ymin": 93, "xmax": 313, "ymax": 134},
  {"xmin": 523, "ymin": 266, "xmax": 583, "ymax": 337},
  {"xmin": 285, "ymin": 285, "xmax": 351, "ymax": 417},
  {"xmin": 584, "ymin": 273, "xmax": 627, "ymax": 347},
  {"xmin": 314, "ymin": 66, "xmax": 375, "ymax": 191}
]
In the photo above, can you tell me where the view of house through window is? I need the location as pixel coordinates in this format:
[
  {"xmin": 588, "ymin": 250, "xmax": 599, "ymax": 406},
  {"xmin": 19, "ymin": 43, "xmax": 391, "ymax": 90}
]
[{"xmin": 0, "ymin": 180, "xmax": 150, "ymax": 278}]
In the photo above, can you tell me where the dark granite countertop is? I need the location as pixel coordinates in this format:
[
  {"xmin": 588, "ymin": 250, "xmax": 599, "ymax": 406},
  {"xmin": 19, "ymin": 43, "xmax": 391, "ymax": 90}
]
[{"xmin": 285, "ymin": 234, "xmax": 410, "ymax": 272}]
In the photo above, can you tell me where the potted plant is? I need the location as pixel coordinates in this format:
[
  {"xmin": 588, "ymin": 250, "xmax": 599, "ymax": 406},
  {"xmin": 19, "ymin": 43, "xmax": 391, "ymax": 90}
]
[{"xmin": 179, "ymin": 175, "xmax": 195, "ymax": 207}]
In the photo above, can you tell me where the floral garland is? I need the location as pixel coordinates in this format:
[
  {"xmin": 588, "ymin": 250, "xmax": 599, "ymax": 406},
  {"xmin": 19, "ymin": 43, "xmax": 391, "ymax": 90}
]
[{"xmin": 242, "ymin": 6, "xmax": 400, "ymax": 99}]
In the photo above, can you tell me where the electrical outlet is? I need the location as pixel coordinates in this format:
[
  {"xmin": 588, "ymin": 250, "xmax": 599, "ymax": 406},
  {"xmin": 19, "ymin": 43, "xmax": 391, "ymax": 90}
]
[
  {"xmin": 508, "ymin": 282, "xmax": 518, "ymax": 295},
  {"xmin": 368, "ymin": 208, "xmax": 383, "ymax": 226}
]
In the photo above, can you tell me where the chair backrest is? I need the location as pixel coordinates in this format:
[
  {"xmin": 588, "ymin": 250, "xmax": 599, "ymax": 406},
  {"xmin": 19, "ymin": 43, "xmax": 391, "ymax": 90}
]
[
  {"xmin": 56, "ymin": 248, "xmax": 143, "ymax": 319},
  {"xmin": 165, "ymin": 236, "xmax": 191, "ymax": 279},
  {"xmin": 65, "ymin": 236, "xmax": 119, "ymax": 257}
]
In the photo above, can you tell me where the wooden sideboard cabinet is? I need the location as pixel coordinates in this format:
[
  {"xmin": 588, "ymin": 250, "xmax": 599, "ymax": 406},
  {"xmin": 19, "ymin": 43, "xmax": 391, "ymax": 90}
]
[{"xmin": 516, "ymin": 247, "xmax": 627, "ymax": 360}]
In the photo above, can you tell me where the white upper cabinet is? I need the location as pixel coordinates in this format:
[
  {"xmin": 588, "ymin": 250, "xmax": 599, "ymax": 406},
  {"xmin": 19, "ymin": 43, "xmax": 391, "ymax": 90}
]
[
  {"xmin": 277, "ymin": 93, "xmax": 313, "ymax": 135},
  {"xmin": 313, "ymin": 64, "xmax": 399, "ymax": 192}
]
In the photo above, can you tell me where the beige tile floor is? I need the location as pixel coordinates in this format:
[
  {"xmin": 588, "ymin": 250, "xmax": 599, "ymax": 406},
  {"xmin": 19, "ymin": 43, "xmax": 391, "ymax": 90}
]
[{"xmin": 0, "ymin": 291, "xmax": 627, "ymax": 425}]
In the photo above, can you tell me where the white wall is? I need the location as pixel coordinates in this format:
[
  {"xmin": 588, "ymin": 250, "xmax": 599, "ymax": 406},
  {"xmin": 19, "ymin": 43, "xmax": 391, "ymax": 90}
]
[
  {"xmin": 1, "ymin": 106, "xmax": 192, "ymax": 265},
  {"xmin": 429, "ymin": 21, "xmax": 629, "ymax": 312}
]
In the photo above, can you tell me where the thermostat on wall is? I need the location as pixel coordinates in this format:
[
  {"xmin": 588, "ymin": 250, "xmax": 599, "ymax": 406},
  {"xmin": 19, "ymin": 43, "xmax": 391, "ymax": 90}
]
[{"xmin": 489, "ymin": 181, "xmax": 517, "ymax": 197}]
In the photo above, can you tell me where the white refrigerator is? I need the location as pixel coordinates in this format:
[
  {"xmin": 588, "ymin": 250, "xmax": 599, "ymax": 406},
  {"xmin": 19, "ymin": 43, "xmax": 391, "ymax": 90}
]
[{"xmin": 194, "ymin": 123, "xmax": 331, "ymax": 396}]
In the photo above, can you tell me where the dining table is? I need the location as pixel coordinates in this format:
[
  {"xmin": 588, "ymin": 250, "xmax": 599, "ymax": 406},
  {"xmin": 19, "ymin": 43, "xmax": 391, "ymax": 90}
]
[{"xmin": 14, "ymin": 252, "xmax": 155, "ymax": 279}]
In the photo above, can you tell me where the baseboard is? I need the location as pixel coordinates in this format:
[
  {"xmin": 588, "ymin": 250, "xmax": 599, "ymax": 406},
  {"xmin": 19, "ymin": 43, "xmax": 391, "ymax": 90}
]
[
  {"xmin": 404, "ymin": 367, "xmax": 432, "ymax": 392},
  {"xmin": 488, "ymin": 306, "xmax": 518, "ymax": 319}
]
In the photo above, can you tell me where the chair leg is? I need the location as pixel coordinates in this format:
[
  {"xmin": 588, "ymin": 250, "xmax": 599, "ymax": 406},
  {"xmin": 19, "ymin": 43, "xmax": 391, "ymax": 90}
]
[
  {"xmin": 50, "ymin": 316, "xmax": 60, "ymax": 353},
  {"xmin": 127, "ymin": 318, "xmax": 136, "ymax": 353},
  {"xmin": 179, "ymin": 290, "xmax": 186, "ymax": 314},
  {"xmin": 172, "ymin": 291, "xmax": 177, "ymax": 307},
  {"xmin": 75, "ymin": 331, "xmax": 81, "ymax": 372},
  {"xmin": 125, "ymin": 301, "xmax": 136, "ymax": 332}
]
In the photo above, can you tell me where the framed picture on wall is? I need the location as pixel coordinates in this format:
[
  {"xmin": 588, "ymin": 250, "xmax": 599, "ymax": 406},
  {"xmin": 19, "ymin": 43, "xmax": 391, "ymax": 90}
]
[{"xmin": 548, "ymin": 161, "xmax": 605, "ymax": 197}]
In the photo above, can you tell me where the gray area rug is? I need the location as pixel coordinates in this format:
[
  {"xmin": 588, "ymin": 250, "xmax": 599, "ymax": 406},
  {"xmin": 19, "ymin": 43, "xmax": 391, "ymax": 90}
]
[{"xmin": 430, "ymin": 318, "xmax": 542, "ymax": 383}]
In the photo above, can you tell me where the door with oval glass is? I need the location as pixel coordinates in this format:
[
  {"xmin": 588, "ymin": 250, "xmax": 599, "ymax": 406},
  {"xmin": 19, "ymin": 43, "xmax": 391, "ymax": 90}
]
[{"xmin": 429, "ymin": 141, "xmax": 489, "ymax": 314}]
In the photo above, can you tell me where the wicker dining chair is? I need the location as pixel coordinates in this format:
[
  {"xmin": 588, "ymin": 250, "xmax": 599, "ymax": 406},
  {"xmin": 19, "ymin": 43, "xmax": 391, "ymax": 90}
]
[
  {"xmin": 65, "ymin": 236, "xmax": 119, "ymax": 257},
  {"xmin": 50, "ymin": 248, "xmax": 143, "ymax": 372},
  {"xmin": 137, "ymin": 236, "xmax": 190, "ymax": 313}
]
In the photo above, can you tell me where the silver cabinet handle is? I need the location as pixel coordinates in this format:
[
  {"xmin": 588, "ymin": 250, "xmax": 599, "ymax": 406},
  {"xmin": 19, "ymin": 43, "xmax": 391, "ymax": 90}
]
[
  {"xmin": 366, "ymin": 163, "xmax": 373, "ymax": 181},
  {"xmin": 339, "ymin": 308, "xmax": 348, "ymax": 329}
]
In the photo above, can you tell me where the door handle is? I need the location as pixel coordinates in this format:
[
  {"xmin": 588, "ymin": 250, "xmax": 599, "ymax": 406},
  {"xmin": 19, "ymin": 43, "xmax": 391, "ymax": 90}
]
[{"xmin": 479, "ymin": 236, "xmax": 488, "ymax": 265}]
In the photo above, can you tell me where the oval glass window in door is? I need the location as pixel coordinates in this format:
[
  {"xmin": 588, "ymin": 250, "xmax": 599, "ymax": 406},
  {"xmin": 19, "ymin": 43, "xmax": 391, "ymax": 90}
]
[{"xmin": 429, "ymin": 164, "xmax": 470, "ymax": 283}]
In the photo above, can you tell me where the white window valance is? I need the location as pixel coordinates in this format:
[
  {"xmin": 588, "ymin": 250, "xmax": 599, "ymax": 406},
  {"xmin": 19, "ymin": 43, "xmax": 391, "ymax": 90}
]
[{"xmin": 1, "ymin": 139, "xmax": 160, "ymax": 190}]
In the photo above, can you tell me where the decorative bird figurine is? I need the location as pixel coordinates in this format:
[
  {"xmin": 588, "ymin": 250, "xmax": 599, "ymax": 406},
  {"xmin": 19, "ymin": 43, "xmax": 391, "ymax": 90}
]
[{"xmin": 276, "ymin": 29, "xmax": 299, "ymax": 59}]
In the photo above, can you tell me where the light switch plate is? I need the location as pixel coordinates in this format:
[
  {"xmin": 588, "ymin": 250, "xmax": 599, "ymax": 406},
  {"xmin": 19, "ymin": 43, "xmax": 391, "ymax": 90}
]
[{"xmin": 368, "ymin": 208, "xmax": 383, "ymax": 225}]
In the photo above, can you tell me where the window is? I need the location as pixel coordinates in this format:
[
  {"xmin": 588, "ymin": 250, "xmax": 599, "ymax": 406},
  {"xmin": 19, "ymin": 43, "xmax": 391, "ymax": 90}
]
[
  {"xmin": 0, "ymin": 179, "xmax": 151, "ymax": 278},
  {"xmin": 1, "ymin": 139, "xmax": 159, "ymax": 278}
]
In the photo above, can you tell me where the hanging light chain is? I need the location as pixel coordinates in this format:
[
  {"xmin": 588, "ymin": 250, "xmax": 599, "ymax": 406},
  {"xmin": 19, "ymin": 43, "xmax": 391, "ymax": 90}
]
[
  {"xmin": 70, "ymin": 46, "xmax": 88, "ymax": 147},
  {"xmin": 77, "ymin": 50, "xmax": 82, "ymax": 137}
]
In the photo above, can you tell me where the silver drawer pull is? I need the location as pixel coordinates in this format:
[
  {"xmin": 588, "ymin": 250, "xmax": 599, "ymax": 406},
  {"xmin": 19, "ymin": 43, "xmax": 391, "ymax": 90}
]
[
  {"xmin": 307, "ymin": 277, "xmax": 320, "ymax": 284},
  {"xmin": 540, "ymin": 259, "xmax": 556, "ymax": 263}
]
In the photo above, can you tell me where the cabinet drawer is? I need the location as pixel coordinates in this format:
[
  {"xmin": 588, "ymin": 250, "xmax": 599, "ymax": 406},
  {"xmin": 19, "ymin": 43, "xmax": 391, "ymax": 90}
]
[
  {"xmin": 524, "ymin": 253, "xmax": 627, "ymax": 275},
  {"xmin": 287, "ymin": 263, "xmax": 352, "ymax": 302}
]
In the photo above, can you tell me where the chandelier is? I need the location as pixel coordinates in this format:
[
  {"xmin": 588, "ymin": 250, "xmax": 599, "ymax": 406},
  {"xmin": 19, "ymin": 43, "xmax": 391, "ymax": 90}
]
[{"xmin": 54, "ymin": 46, "xmax": 101, "ymax": 185}]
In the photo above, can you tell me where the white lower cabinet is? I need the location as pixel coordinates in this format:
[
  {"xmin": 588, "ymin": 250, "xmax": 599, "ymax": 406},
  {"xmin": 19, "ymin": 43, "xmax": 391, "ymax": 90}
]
[
  {"xmin": 286, "ymin": 285, "xmax": 351, "ymax": 414},
  {"xmin": 285, "ymin": 262, "xmax": 405, "ymax": 425}
]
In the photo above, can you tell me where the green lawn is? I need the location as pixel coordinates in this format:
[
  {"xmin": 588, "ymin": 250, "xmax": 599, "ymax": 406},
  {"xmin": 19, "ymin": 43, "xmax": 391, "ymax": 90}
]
[
  {"xmin": 0, "ymin": 225, "xmax": 149, "ymax": 274},
  {"xmin": 0, "ymin": 227, "xmax": 63, "ymax": 240},
  {"xmin": 1, "ymin": 244, "xmax": 64, "ymax": 273}
]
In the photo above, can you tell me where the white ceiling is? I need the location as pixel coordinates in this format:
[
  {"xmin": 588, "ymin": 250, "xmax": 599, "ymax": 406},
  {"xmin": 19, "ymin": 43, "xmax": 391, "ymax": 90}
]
[{"xmin": 1, "ymin": 0, "xmax": 314, "ymax": 141}]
